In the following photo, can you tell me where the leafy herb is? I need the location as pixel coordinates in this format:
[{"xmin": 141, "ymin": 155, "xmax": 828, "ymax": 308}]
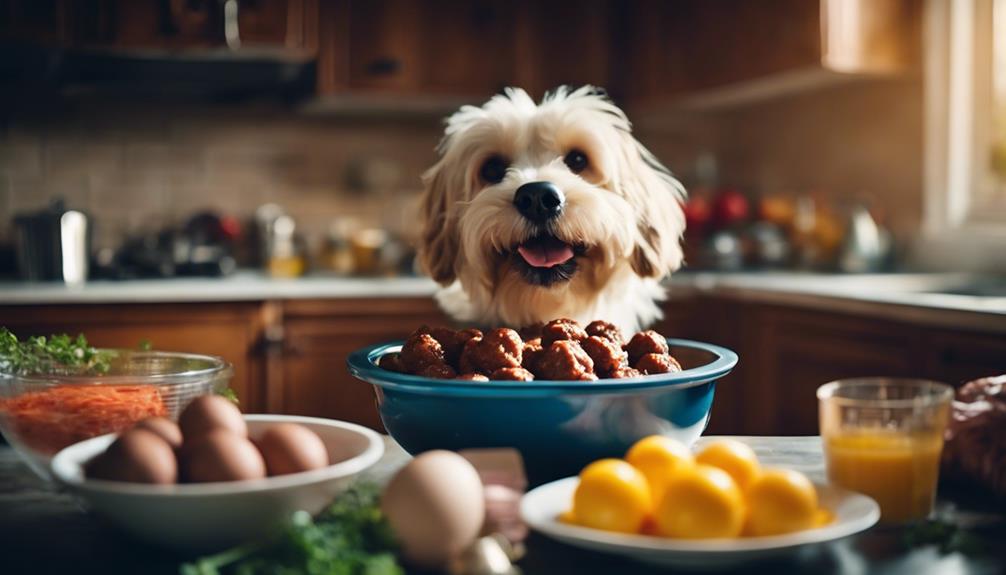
[
  {"xmin": 138, "ymin": 338, "xmax": 153, "ymax": 351},
  {"xmin": 181, "ymin": 483, "xmax": 402, "ymax": 575},
  {"xmin": 0, "ymin": 327, "xmax": 115, "ymax": 376},
  {"xmin": 216, "ymin": 387, "xmax": 240, "ymax": 405},
  {"xmin": 903, "ymin": 518, "xmax": 985, "ymax": 556}
]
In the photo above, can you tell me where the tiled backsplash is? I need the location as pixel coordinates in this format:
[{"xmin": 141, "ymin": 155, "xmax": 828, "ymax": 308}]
[
  {"xmin": 710, "ymin": 77, "xmax": 923, "ymax": 239},
  {"xmin": 0, "ymin": 99, "xmax": 447, "ymax": 250},
  {"xmin": 1, "ymin": 77, "xmax": 923, "ymax": 254}
]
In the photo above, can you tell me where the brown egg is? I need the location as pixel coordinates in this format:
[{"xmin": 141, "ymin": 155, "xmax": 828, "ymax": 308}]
[
  {"xmin": 178, "ymin": 395, "xmax": 247, "ymax": 439},
  {"xmin": 86, "ymin": 428, "xmax": 178, "ymax": 484},
  {"xmin": 180, "ymin": 429, "xmax": 266, "ymax": 483},
  {"xmin": 133, "ymin": 417, "xmax": 183, "ymax": 449},
  {"xmin": 381, "ymin": 450, "xmax": 485, "ymax": 569},
  {"xmin": 257, "ymin": 423, "xmax": 330, "ymax": 476}
]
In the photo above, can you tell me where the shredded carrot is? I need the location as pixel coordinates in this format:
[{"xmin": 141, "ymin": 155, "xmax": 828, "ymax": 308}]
[{"xmin": 0, "ymin": 385, "xmax": 167, "ymax": 454}]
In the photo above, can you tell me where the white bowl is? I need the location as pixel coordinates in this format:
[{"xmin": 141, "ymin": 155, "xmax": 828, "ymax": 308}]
[
  {"xmin": 50, "ymin": 414, "xmax": 384, "ymax": 552},
  {"xmin": 522, "ymin": 477, "xmax": 880, "ymax": 570}
]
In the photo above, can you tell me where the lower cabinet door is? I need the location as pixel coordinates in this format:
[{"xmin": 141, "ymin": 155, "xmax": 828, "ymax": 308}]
[{"xmin": 276, "ymin": 298, "xmax": 451, "ymax": 430}]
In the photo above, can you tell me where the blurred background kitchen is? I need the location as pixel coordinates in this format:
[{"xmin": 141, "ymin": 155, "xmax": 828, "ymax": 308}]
[{"xmin": 1, "ymin": 0, "xmax": 1003, "ymax": 436}]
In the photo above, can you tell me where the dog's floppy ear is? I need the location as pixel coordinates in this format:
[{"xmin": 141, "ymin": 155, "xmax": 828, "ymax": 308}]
[
  {"xmin": 417, "ymin": 158, "xmax": 460, "ymax": 285},
  {"xmin": 615, "ymin": 133, "xmax": 687, "ymax": 278}
]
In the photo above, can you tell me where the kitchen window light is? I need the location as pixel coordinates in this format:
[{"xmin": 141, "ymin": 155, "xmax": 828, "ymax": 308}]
[{"xmin": 921, "ymin": 0, "xmax": 1006, "ymax": 270}]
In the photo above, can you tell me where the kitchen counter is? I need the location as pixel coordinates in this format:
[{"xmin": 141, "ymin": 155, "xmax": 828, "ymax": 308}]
[
  {"xmin": 668, "ymin": 272, "xmax": 1006, "ymax": 333},
  {"xmin": 0, "ymin": 272, "xmax": 440, "ymax": 305},
  {"xmin": 0, "ymin": 436, "xmax": 1003, "ymax": 575},
  {"xmin": 0, "ymin": 271, "xmax": 1003, "ymax": 331}
]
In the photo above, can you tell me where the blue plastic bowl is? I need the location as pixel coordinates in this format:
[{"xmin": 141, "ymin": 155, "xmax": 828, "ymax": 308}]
[{"xmin": 347, "ymin": 338, "xmax": 738, "ymax": 484}]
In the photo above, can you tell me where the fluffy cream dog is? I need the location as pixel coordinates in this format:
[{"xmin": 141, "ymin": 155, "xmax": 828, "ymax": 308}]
[{"xmin": 418, "ymin": 86, "xmax": 686, "ymax": 333}]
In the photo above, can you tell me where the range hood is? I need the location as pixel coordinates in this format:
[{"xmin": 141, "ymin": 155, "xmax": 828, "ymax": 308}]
[{"xmin": 2, "ymin": 43, "xmax": 315, "ymax": 101}]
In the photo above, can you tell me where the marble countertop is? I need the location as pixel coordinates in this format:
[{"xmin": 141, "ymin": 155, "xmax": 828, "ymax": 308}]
[
  {"xmin": 0, "ymin": 272, "xmax": 440, "ymax": 305},
  {"xmin": 0, "ymin": 271, "xmax": 1003, "ymax": 327},
  {"xmin": 1, "ymin": 435, "xmax": 1002, "ymax": 575}
]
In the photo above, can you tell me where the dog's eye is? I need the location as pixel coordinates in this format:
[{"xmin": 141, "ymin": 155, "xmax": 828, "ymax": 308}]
[
  {"xmin": 479, "ymin": 155, "xmax": 509, "ymax": 184},
  {"xmin": 564, "ymin": 150, "xmax": 589, "ymax": 173}
]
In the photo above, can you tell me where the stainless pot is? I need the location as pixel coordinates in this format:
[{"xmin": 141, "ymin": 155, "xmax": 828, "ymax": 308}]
[{"xmin": 13, "ymin": 200, "xmax": 90, "ymax": 284}]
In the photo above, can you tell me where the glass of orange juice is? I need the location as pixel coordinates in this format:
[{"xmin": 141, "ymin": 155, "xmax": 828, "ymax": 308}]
[{"xmin": 817, "ymin": 378, "xmax": 953, "ymax": 525}]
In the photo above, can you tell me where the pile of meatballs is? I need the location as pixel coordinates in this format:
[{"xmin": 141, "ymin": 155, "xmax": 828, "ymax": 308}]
[{"xmin": 380, "ymin": 318, "xmax": 682, "ymax": 381}]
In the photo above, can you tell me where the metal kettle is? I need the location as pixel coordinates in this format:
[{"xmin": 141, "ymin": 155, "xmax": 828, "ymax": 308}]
[{"xmin": 13, "ymin": 200, "xmax": 90, "ymax": 284}]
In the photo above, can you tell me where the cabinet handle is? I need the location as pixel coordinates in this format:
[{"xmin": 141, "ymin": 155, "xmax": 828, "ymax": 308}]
[
  {"xmin": 942, "ymin": 348, "xmax": 957, "ymax": 364},
  {"xmin": 367, "ymin": 58, "xmax": 401, "ymax": 76},
  {"xmin": 222, "ymin": 0, "xmax": 241, "ymax": 50},
  {"xmin": 261, "ymin": 324, "xmax": 285, "ymax": 352}
]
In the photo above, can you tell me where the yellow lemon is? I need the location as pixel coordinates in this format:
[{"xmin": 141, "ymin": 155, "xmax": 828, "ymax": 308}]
[
  {"xmin": 572, "ymin": 459, "xmax": 652, "ymax": 533},
  {"xmin": 625, "ymin": 435, "xmax": 695, "ymax": 503},
  {"xmin": 814, "ymin": 508, "xmax": 834, "ymax": 528},
  {"xmin": 654, "ymin": 464, "xmax": 746, "ymax": 538},
  {"xmin": 695, "ymin": 439, "xmax": 761, "ymax": 489},
  {"xmin": 744, "ymin": 468, "xmax": 819, "ymax": 536}
]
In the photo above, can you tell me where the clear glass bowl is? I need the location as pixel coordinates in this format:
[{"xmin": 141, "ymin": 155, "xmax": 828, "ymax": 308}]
[{"xmin": 0, "ymin": 350, "xmax": 233, "ymax": 478}]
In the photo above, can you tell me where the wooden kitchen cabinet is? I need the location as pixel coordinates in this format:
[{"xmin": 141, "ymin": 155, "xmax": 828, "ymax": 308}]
[
  {"xmin": 654, "ymin": 295, "xmax": 748, "ymax": 436},
  {"xmin": 665, "ymin": 295, "xmax": 1005, "ymax": 437},
  {"xmin": 2, "ymin": 292, "xmax": 1001, "ymax": 438},
  {"xmin": 620, "ymin": 0, "xmax": 921, "ymax": 105},
  {"xmin": 0, "ymin": 302, "xmax": 270, "ymax": 412},
  {"xmin": 271, "ymin": 297, "xmax": 451, "ymax": 430},
  {"xmin": 42, "ymin": 0, "xmax": 316, "ymax": 52},
  {"xmin": 5, "ymin": 0, "xmax": 920, "ymax": 105},
  {"xmin": 0, "ymin": 0, "xmax": 70, "ymax": 44},
  {"xmin": 319, "ymin": 0, "xmax": 518, "ymax": 97},
  {"xmin": 739, "ymin": 304, "xmax": 922, "ymax": 435},
  {"xmin": 515, "ymin": 0, "xmax": 612, "ymax": 97},
  {"xmin": 923, "ymin": 330, "xmax": 1006, "ymax": 385}
]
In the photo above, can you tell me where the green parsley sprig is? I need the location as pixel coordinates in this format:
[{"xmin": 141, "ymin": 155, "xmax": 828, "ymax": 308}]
[
  {"xmin": 0, "ymin": 327, "xmax": 115, "ymax": 376},
  {"xmin": 903, "ymin": 518, "xmax": 985, "ymax": 556},
  {"xmin": 182, "ymin": 483, "xmax": 402, "ymax": 575}
]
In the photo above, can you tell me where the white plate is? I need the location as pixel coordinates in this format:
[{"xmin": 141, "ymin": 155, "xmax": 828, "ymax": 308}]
[{"xmin": 521, "ymin": 477, "xmax": 880, "ymax": 569}]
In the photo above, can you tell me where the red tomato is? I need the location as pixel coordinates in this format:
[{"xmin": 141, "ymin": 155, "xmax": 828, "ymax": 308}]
[
  {"xmin": 683, "ymin": 196, "xmax": 712, "ymax": 233},
  {"xmin": 713, "ymin": 189, "xmax": 750, "ymax": 225}
]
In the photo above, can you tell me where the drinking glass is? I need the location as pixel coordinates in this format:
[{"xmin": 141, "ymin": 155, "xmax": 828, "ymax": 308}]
[{"xmin": 817, "ymin": 378, "xmax": 953, "ymax": 524}]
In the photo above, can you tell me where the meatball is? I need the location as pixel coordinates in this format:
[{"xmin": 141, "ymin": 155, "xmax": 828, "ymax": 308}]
[
  {"xmin": 417, "ymin": 362, "xmax": 458, "ymax": 379},
  {"xmin": 536, "ymin": 340, "xmax": 596, "ymax": 381},
  {"xmin": 625, "ymin": 330, "xmax": 670, "ymax": 364},
  {"xmin": 490, "ymin": 367, "xmax": 535, "ymax": 381},
  {"xmin": 610, "ymin": 367, "xmax": 642, "ymax": 379},
  {"xmin": 585, "ymin": 320, "xmax": 625, "ymax": 345},
  {"xmin": 379, "ymin": 353, "xmax": 405, "ymax": 373},
  {"xmin": 459, "ymin": 328, "xmax": 522, "ymax": 374},
  {"xmin": 400, "ymin": 333, "xmax": 446, "ymax": 373},
  {"xmin": 522, "ymin": 338, "xmax": 544, "ymax": 373},
  {"xmin": 416, "ymin": 326, "xmax": 482, "ymax": 366},
  {"xmin": 450, "ymin": 328, "xmax": 483, "ymax": 366},
  {"xmin": 635, "ymin": 353, "xmax": 682, "ymax": 375},
  {"xmin": 540, "ymin": 318, "xmax": 588, "ymax": 347},
  {"xmin": 581, "ymin": 336, "xmax": 628, "ymax": 378},
  {"xmin": 428, "ymin": 326, "xmax": 462, "ymax": 363},
  {"xmin": 455, "ymin": 373, "xmax": 490, "ymax": 382},
  {"xmin": 458, "ymin": 336, "xmax": 485, "ymax": 374},
  {"xmin": 455, "ymin": 328, "xmax": 483, "ymax": 346},
  {"xmin": 518, "ymin": 323, "xmax": 544, "ymax": 341}
]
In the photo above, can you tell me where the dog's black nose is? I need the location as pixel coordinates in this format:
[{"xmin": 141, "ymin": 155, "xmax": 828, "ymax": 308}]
[{"xmin": 513, "ymin": 181, "xmax": 564, "ymax": 223}]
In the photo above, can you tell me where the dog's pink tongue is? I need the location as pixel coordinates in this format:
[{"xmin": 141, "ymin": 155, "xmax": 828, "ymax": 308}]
[{"xmin": 517, "ymin": 241, "xmax": 574, "ymax": 268}]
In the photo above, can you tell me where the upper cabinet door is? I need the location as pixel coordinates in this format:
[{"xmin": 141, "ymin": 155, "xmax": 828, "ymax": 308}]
[
  {"xmin": 518, "ymin": 0, "xmax": 611, "ymax": 98},
  {"xmin": 0, "ymin": 0, "xmax": 70, "ymax": 44},
  {"xmin": 66, "ymin": 0, "xmax": 312, "ymax": 51},
  {"xmin": 419, "ymin": 0, "xmax": 516, "ymax": 95},
  {"xmin": 328, "ymin": 0, "xmax": 517, "ymax": 97},
  {"xmin": 344, "ymin": 0, "xmax": 423, "ymax": 92},
  {"xmin": 622, "ymin": 0, "xmax": 920, "ymax": 104}
]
